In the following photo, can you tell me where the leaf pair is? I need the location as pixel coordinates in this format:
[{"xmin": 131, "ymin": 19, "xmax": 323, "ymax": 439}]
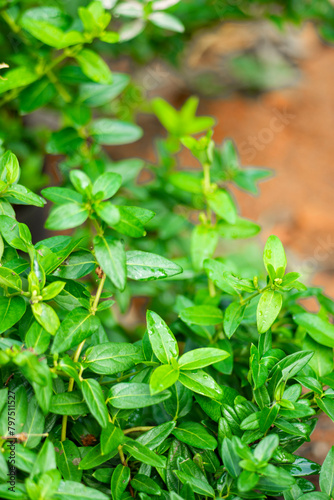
[{"xmin": 146, "ymin": 310, "xmax": 229, "ymax": 397}]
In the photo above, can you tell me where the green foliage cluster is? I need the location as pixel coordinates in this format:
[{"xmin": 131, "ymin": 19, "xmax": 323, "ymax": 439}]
[{"xmin": 0, "ymin": 1, "xmax": 334, "ymax": 500}]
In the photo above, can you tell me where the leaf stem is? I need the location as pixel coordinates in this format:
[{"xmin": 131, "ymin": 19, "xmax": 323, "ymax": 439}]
[
  {"xmin": 240, "ymin": 285, "xmax": 270, "ymax": 306},
  {"xmin": 123, "ymin": 426, "xmax": 154, "ymax": 435},
  {"xmin": 91, "ymin": 272, "xmax": 106, "ymax": 315},
  {"xmin": 202, "ymin": 161, "xmax": 212, "ymax": 222},
  {"xmin": 118, "ymin": 444, "xmax": 126, "ymax": 465},
  {"xmin": 100, "ymin": 368, "xmax": 144, "ymax": 385},
  {"xmin": 208, "ymin": 278, "xmax": 216, "ymax": 298},
  {"xmin": 61, "ymin": 273, "xmax": 106, "ymax": 442}
]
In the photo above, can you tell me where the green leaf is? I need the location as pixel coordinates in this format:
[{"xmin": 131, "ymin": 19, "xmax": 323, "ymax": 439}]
[
  {"xmin": 0, "ymin": 296, "xmax": 26, "ymax": 333},
  {"xmin": 53, "ymin": 250, "xmax": 95, "ymax": 279},
  {"xmin": 79, "ymin": 74, "xmax": 129, "ymax": 106},
  {"xmin": 217, "ymin": 217, "xmax": 260, "ymax": 239},
  {"xmin": 0, "ymin": 215, "xmax": 27, "ymax": 251},
  {"xmin": 191, "ymin": 225, "xmax": 218, "ymax": 271},
  {"xmin": 47, "ymin": 127, "xmax": 84, "ymax": 155},
  {"xmin": 11, "ymin": 387, "xmax": 27, "ymax": 435},
  {"xmin": 163, "ymin": 382, "xmax": 193, "ymax": 420},
  {"xmin": 84, "ymin": 342, "xmax": 142, "ymax": 375},
  {"xmin": 257, "ymin": 290, "xmax": 282, "ymax": 333},
  {"xmin": 95, "ymin": 202, "xmax": 121, "ymax": 227},
  {"xmin": 203, "ymin": 259, "xmax": 237, "ymax": 295},
  {"xmin": 58, "ymin": 356, "xmax": 81, "ymax": 385},
  {"xmin": 212, "ymin": 339, "xmax": 233, "ymax": 375},
  {"xmin": 70, "ymin": 170, "xmax": 92, "ymax": 195},
  {"xmin": 275, "ymin": 351, "xmax": 314, "ymax": 382},
  {"xmin": 221, "ymin": 438, "xmax": 241, "ymax": 478},
  {"xmin": 93, "ymin": 172, "xmax": 122, "ymax": 200},
  {"xmin": 78, "ymin": 444, "xmax": 117, "ymax": 470},
  {"xmin": 20, "ymin": 8, "xmax": 84, "ymax": 48},
  {"xmin": 90, "ymin": 119, "xmax": 143, "ymax": 145},
  {"xmin": 178, "ymin": 370, "xmax": 222, "ymax": 399},
  {"xmin": 223, "ymin": 272, "xmax": 255, "ymax": 292},
  {"xmin": 76, "ymin": 48, "xmax": 112, "ymax": 84},
  {"xmin": 82, "ymin": 378, "xmax": 109, "ymax": 428},
  {"xmin": 149, "ymin": 12, "xmax": 184, "ymax": 32},
  {"xmin": 0, "ymin": 451, "xmax": 8, "ymax": 483},
  {"xmin": 100, "ymin": 31, "xmax": 119, "ymax": 43},
  {"xmin": 52, "ymin": 308, "xmax": 100, "ymax": 353},
  {"xmin": 126, "ymin": 250, "xmax": 182, "ymax": 281},
  {"xmin": 173, "ymin": 471, "xmax": 214, "ymax": 498},
  {"xmin": 100, "ymin": 421, "xmax": 126, "ymax": 455},
  {"xmin": 150, "ymin": 364, "xmax": 179, "ymax": 395},
  {"xmin": 320, "ymin": 446, "xmax": 334, "ymax": 496},
  {"xmin": 254, "ymin": 434, "xmax": 279, "ymax": 462},
  {"xmin": 54, "ymin": 480, "xmax": 109, "ymax": 500},
  {"xmin": 168, "ymin": 172, "xmax": 202, "ymax": 194},
  {"xmin": 93, "ymin": 468, "xmax": 113, "ymax": 483},
  {"xmin": 111, "ymin": 464, "xmax": 131, "ymax": 500},
  {"xmin": 146, "ymin": 310, "xmax": 179, "ymax": 364},
  {"xmin": 294, "ymin": 376, "xmax": 322, "ymax": 395},
  {"xmin": 259, "ymin": 404, "xmax": 280, "ymax": 433},
  {"xmin": 14, "ymin": 350, "xmax": 49, "ymax": 386},
  {"xmin": 19, "ymin": 77, "xmax": 56, "ymax": 114},
  {"xmin": 41, "ymin": 280, "xmax": 65, "ymax": 300},
  {"xmin": 0, "ymin": 267, "xmax": 22, "ymax": 290},
  {"xmin": 275, "ymin": 418, "xmax": 309, "ymax": 437},
  {"xmin": 238, "ymin": 470, "xmax": 259, "ymax": 492},
  {"xmin": 294, "ymin": 313, "xmax": 334, "ymax": 348},
  {"xmin": 54, "ymin": 440, "xmax": 82, "ymax": 482},
  {"xmin": 263, "ymin": 235, "xmax": 287, "ymax": 276},
  {"xmin": 136, "ymin": 421, "xmax": 176, "ymax": 450},
  {"xmin": 108, "ymin": 383, "xmax": 171, "ymax": 409},
  {"xmin": 223, "ymin": 301, "xmax": 246, "ymax": 338},
  {"xmin": 0, "ymin": 65, "xmax": 38, "ymax": 95},
  {"xmin": 173, "ymin": 421, "xmax": 217, "ymax": 450},
  {"xmin": 300, "ymin": 494, "xmax": 331, "ymax": 500},
  {"xmin": 152, "ymin": 96, "xmax": 214, "ymax": 136},
  {"xmin": 23, "ymin": 396, "xmax": 45, "ymax": 449},
  {"xmin": 0, "ymin": 150, "xmax": 20, "ymax": 183},
  {"xmin": 317, "ymin": 397, "xmax": 334, "ymax": 422},
  {"xmin": 179, "ymin": 347, "xmax": 229, "ymax": 370},
  {"xmin": 131, "ymin": 474, "xmax": 161, "ymax": 496},
  {"xmin": 45, "ymin": 203, "xmax": 89, "ymax": 230},
  {"xmin": 180, "ymin": 305, "xmax": 223, "ymax": 326},
  {"xmin": 50, "ymin": 391, "xmax": 89, "ymax": 415},
  {"xmin": 207, "ymin": 189, "xmax": 237, "ymax": 224},
  {"xmin": 114, "ymin": 206, "xmax": 153, "ymax": 237},
  {"xmin": 94, "ymin": 235, "xmax": 126, "ymax": 291},
  {"xmin": 123, "ymin": 440, "xmax": 167, "ymax": 468},
  {"xmin": 233, "ymin": 167, "xmax": 271, "ymax": 194}
]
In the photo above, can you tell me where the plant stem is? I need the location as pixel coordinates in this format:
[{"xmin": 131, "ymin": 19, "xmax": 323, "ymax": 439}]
[
  {"xmin": 208, "ymin": 278, "xmax": 216, "ymax": 297},
  {"xmin": 100, "ymin": 368, "xmax": 144, "ymax": 385},
  {"xmin": 60, "ymin": 273, "xmax": 106, "ymax": 442},
  {"xmin": 118, "ymin": 444, "xmax": 126, "ymax": 465},
  {"xmin": 123, "ymin": 426, "xmax": 154, "ymax": 435},
  {"xmin": 240, "ymin": 285, "xmax": 270, "ymax": 306},
  {"xmin": 203, "ymin": 161, "xmax": 212, "ymax": 222},
  {"xmin": 91, "ymin": 273, "xmax": 106, "ymax": 314},
  {"xmin": 46, "ymin": 69, "xmax": 72, "ymax": 103}
]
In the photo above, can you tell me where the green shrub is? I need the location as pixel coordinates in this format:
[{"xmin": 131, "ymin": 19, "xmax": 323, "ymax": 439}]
[{"xmin": 0, "ymin": 2, "xmax": 334, "ymax": 500}]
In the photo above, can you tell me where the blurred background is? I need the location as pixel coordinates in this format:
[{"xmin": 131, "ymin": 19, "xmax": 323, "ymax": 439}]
[{"xmin": 110, "ymin": 19, "xmax": 334, "ymax": 301}]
